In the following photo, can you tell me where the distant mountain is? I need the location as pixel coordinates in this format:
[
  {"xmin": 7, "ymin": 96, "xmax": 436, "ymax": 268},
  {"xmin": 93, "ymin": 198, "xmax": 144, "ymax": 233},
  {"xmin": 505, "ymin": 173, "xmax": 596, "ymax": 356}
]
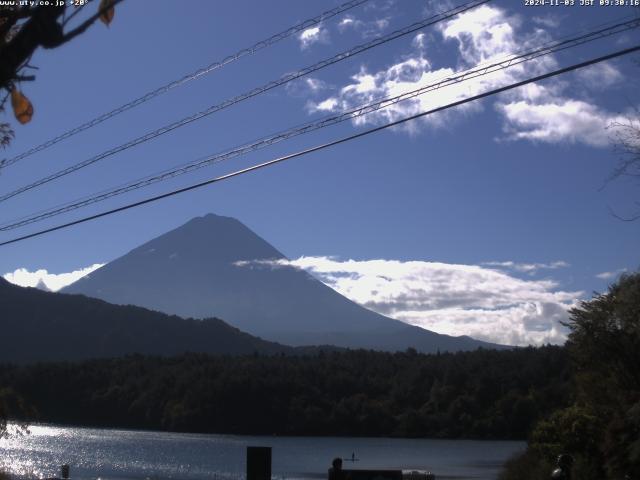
[
  {"xmin": 0, "ymin": 277, "xmax": 291, "ymax": 363},
  {"xmin": 64, "ymin": 214, "xmax": 503, "ymax": 353}
]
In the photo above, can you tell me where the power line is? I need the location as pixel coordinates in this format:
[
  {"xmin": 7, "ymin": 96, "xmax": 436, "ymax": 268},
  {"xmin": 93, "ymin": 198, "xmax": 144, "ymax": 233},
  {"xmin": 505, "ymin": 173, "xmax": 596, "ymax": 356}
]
[
  {"xmin": 0, "ymin": 0, "xmax": 372, "ymax": 170},
  {"xmin": 2, "ymin": 16, "xmax": 638, "ymax": 232},
  {"xmin": 1, "ymin": 43, "xmax": 638, "ymax": 248},
  {"xmin": 0, "ymin": 0, "xmax": 490, "ymax": 204}
]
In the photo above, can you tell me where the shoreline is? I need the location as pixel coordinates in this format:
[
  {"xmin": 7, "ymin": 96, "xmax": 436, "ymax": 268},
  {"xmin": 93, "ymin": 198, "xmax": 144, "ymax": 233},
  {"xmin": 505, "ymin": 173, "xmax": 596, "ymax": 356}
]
[{"xmin": 7, "ymin": 421, "xmax": 528, "ymax": 443}]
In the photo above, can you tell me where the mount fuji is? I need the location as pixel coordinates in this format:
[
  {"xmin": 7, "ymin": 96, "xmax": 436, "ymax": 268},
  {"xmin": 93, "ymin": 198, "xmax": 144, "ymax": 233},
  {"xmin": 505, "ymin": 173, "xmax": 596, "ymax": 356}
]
[{"xmin": 63, "ymin": 214, "xmax": 502, "ymax": 352}]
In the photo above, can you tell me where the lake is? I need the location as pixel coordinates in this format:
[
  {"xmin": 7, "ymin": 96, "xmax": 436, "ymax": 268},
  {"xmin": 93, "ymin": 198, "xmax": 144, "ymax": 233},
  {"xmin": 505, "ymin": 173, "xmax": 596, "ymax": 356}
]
[{"xmin": 0, "ymin": 424, "xmax": 524, "ymax": 480}]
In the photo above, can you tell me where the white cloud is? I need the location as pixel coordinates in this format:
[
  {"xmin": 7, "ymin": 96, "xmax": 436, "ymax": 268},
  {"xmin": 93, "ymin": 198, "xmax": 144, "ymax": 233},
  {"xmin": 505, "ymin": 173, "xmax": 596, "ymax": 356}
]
[
  {"xmin": 336, "ymin": 14, "xmax": 390, "ymax": 38},
  {"xmin": 305, "ymin": 78, "xmax": 328, "ymax": 92},
  {"xmin": 596, "ymin": 268, "xmax": 627, "ymax": 280},
  {"xmin": 308, "ymin": 5, "xmax": 529, "ymax": 132},
  {"xmin": 440, "ymin": 5, "xmax": 521, "ymax": 64},
  {"xmin": 307, "ymin": 4, "xmax": 625, "ymax": 146},
  {"xmin": 3, "ymin": 264, "xmax": 104, "ymax": 292},
  {"xmin": 498, "ymin": 99, "xmax": 626, "ymax": 147},
  {"xmin": 338, "ymin": 15, "xmax": 359, "ymax": 31},
  {"xmin": 340, "ymin": 17, "xmax": 355, "ymax": 27},
  {"xmin": 298, "ymin": 26, "xmax": 329, "ymax": 50},
  {"xmin": 235, "ymin": 256, "xmax": 582, "ymax": 346},
  {"xmin": 412, "ymin": 32, "xmax": 426, "ymax": 50},
  {"xmin": 483, "ymin": 260, "xmax": 570, "ymax": 274},
  {"xmin": 307, "ymin": 55, "xmax": 475, "ymax": 131},
  {"xmin": 308, "ymin": 97, "xmax": 339, "ymax": 113},
  {"xmin": 575, "ymin": 62, "xmax": 622, "ymax": 89}
]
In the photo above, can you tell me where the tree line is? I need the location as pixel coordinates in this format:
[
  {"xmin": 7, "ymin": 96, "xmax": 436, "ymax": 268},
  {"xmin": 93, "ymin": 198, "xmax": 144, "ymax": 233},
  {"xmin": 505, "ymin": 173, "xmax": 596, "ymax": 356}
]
[
  {"xmin": 4, "ymin": 272, "xmax": 636, "ymax": 478},
  {"xmin": 0, "ymin": 345, "xmax": 570, "ymax": 440}
]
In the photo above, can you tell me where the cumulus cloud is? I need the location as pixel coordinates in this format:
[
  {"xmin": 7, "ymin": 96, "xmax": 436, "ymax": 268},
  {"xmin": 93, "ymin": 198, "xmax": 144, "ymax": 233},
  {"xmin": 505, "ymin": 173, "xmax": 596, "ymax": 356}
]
[
  {"xmin": 596, "ymin": 268, "xmax": 627, "ymax": 280},
  {"xmin": 498, "ymin": 99, "xmax": 625, "ymax": 147},
  {"xmin": 298, "ymin": 26, "xmax": 329, "ymax": 50},
  {"xmin": 3, "ymin": 264, "xmax": 104, "ymax": 292},
  {"xmin": 308, "ymin": 5, "xmax": 535, "ymax": 132},
  {"xmin": 306, "ymin": 56, "xmax": 479, "ymax": 133},
  {"xmin": 236, "ymin": 256, "xmax": 583, "ymax": 346},
  {"xmin": 308, "ymin": 96, "xmax": 339, "ymax": 113},
  {"xmin": 307, "ymin": 4, "xmax": 626, "ymax": 146}
]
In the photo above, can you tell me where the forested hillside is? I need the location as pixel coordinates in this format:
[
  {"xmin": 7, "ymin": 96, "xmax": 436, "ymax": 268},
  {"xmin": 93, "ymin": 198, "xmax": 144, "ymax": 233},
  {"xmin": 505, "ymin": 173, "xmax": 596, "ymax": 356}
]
[
  {"xmin": 0, "ymin": 346, "xmax": 570, "ymax": 439},
  {"xmin": 0, "ymin": 277, "xmax": 291, "ymax": 362}
]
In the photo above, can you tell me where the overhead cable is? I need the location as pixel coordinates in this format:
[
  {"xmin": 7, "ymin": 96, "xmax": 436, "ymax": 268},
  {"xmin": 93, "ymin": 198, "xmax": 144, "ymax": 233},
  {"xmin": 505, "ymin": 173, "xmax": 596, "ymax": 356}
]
[
  {"xmin": 0, "ymin": 0, "xmax": 372, "ymax": 170},
  {"xmin": 2, "ymin": 17, "xmax": 638, "ymax": 231},
  {"xmin": 0, "ymin": 0, "xmax": 490, "ymax": 204},
  {"xmin": 1, "ymin": 16, "xmax": 638, "ymax": 232},
  {"xmin": 1, "ymin": 43, "xmax": 638, "ymax": 247}
]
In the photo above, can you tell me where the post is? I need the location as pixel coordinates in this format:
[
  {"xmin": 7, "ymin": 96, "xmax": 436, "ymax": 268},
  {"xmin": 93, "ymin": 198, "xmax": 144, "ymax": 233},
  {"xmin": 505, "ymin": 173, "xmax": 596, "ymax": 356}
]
[
  {"xmin": 247, "ymin": 446, "xmax": 271, "ymax": 480},
  {"xmin": 60, "ymin": 465, "xmax": 70, "ymax": 479}
]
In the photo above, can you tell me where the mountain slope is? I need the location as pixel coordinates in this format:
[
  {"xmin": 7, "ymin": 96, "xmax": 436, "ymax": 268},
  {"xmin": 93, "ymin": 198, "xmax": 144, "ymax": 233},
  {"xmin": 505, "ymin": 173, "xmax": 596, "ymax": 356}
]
[
  {"xmin": 0, "ymin": 277, "xmax": 291, "ymax": 363},
  {"xmin": 64, "ymin": 213, "xmax": 503, "ymax": 352}
]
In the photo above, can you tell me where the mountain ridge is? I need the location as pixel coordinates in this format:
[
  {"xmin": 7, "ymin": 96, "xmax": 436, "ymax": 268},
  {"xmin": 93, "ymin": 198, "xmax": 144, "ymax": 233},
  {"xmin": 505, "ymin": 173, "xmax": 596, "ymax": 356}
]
[
  {"xmin": 0, "ymin": 276, "xmax": 293, "ymax": 363},
  {"xmin": 63, "ymin": 213, "xmax": 505, "ymax": 353}
]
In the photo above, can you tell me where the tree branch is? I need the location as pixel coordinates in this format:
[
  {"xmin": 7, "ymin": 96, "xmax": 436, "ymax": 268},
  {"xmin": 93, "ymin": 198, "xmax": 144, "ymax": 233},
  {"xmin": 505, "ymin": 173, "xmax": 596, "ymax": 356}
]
[
  {"xmin": 0, "ymin": 0, "xmax": 125, "ymax": 91},
  {"xmin": 61, "ymin": 3, "xmax": 88, "ymax": 28},
  {"xmin": 0, "ymin": 7, "xmax": 32, "ymax": 39},
  {"xmin": 607, "ymin": 205, "xmax": 640, "ymax": 222},
  {"xmin": 61, "ymin": 0, "xmax": 125, "ymax": 44},
  {"xmin": 0, "ymin": 5, "xmax": 65, "ymax": 90}
]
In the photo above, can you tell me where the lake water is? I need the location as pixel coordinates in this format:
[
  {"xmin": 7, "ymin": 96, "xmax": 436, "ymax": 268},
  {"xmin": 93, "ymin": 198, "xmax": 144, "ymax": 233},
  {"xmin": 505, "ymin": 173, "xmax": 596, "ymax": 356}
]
[{"xmin": 0, "ymin": 424, "xmax": 524, "ymax": 480}]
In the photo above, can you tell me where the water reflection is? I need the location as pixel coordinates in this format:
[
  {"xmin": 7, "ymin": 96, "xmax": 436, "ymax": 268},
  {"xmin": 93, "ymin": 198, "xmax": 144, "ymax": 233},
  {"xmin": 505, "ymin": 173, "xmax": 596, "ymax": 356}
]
[{"xmin": 0, "ymin": 424, "xmax": 525, "ymax": 480}]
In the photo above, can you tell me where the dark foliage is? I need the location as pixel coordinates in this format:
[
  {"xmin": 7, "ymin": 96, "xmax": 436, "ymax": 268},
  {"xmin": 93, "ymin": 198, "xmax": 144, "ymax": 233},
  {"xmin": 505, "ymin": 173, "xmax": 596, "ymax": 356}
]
[
  {"xmin": 501, "ymin": 272, "xmax": 640, "ymax": 480},
  {"xmin": 0, "ymin": 1, "xmax": 123, "ymax": 92},
  {"xmin": 0, "ymin": 277, "xmax": 291, "ymax": 363},
  {"xmin": 0, "ymin": 346, "xmax": 569, "ymax": 439},
  {"xmin": 0, "ymin": 387, "xmax": 32, "ymax": 439}
]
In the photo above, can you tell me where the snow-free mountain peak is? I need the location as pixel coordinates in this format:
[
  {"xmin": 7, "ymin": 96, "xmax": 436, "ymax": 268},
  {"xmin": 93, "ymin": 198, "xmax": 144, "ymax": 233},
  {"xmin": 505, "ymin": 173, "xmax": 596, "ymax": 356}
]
[{"xmin": 64, "ymin": 214, "xmax": 503, "ymax": 352}]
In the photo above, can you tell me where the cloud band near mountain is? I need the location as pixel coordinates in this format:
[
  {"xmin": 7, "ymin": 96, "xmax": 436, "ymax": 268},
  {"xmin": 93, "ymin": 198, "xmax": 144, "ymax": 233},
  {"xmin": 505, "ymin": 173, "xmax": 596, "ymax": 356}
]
[{"xmin": 235, "ymin": 256, "xmax": 582, "ymax": 346}]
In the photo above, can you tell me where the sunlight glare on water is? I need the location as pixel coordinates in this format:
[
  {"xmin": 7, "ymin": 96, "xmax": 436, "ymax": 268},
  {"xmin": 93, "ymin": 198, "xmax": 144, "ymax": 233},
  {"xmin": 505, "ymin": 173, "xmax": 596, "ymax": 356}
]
[{"xmin": 0, "ymin": 424, "xmax": 525, "ymax": 480}]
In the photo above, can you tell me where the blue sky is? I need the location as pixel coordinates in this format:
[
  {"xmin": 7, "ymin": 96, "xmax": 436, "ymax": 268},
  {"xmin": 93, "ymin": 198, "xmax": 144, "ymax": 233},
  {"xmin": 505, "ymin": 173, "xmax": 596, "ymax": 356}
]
[{"xmin": 1, "ymin": 0, "xmax": 639, "ymax": 345}]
